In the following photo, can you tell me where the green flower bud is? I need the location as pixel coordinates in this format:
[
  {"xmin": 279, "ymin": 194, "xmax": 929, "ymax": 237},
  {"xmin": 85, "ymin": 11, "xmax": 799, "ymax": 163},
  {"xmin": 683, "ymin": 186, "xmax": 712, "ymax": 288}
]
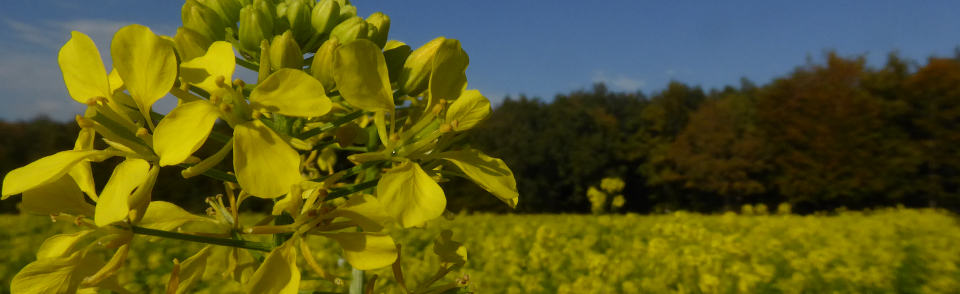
[
  {"xmin": 271, "ymin": 1, "xmax": 290, "ymax": 35},
  {"xmin": 310, "ymin": 38, "xmax": 340, "ymax": 92},
  {"xmin": 238, "ymin": 4, "xmax": 274, "ymax": 53},
  {"xmin": 284, "ymin": 0, "xmax": 315, "ymax": 45},
  {"xmin": 182, "ymin": 0, "xmax": 227, "ymax": 41},
  {"xmin": 270, "ymin": 30, "xmax": 303, "ymax": 70},
  {"xmin": 383, "ymin": 40, "xmax": 410, "ymax": 84},
  {"xmin": 338, "ymin": 4, "xmax": 357, "ymax": 22},
  {"xmin": 311, "ymin": 0, "xmax": 340, "ymax": 35},
  {"xmin": 198, "ymin": 0, "xmax": 243, "ymax": 27},
  {"xmin": 330, "ymin": 16, "xmax": 367, "ymax": 44},
  {"xmin": 399, "ymin": 37, "xmax": 445, "ymax": 96},
  {"xmin": 366, "ymin": 12, "xmax": 390, "ymax": 48},
  {"xmin": 173, "ymin": 27, "xmax": 214, "ymax": 61}
]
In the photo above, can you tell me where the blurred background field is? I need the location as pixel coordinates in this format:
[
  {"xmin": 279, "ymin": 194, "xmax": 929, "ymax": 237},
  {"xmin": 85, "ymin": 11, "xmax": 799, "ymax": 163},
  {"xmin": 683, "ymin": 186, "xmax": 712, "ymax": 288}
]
[{"xmin": 3, "ymin": 207, "xmax": 959, "ymax": 293}]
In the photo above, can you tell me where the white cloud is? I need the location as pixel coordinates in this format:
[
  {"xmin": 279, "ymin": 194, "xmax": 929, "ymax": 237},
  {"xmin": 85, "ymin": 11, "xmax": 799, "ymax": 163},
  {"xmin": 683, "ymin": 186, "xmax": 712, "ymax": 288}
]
[{"xmin": 592, "ymin": 71, "xmax": 646, "ymax": 92}]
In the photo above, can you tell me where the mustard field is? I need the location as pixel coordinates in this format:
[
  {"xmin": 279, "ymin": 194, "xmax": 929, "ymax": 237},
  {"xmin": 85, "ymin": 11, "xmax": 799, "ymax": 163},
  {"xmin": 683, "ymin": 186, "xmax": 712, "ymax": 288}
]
[{"xmin": 2, "ymin": 208, "xmax": 959, "ymax": 293}]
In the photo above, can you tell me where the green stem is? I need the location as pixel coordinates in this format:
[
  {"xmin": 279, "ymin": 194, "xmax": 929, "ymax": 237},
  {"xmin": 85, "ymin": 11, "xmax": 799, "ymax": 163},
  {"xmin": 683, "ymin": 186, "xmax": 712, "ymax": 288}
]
[
  {"xmin": 327, "ymin": 179, "xmax": 379, "ymax": 200},
  {"xmin": 350, "ymin": 267, "xmax": 364, "ymax": 294},
  {"xmin": 236, "ymin": 57, "xmax": 260, "ymax": 71},
  {"xmin": 130, "ymin": 226, "xmax": 273, "ymax": 252},
  {"xmin": 299, "ymin": 110, "xmax": 366, "ymax": 139}
]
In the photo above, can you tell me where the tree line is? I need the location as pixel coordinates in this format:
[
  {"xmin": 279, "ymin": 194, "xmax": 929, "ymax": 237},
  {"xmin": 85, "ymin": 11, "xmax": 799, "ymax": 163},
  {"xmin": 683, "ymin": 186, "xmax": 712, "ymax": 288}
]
[{"xmin": 2, "ymin": 52, "xmax": 959, "ymax": 214}]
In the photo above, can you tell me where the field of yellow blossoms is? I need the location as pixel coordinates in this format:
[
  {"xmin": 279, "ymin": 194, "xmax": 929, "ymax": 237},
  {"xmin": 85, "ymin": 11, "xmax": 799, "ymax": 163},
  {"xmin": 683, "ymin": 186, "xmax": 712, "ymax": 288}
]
[{"xmin": 2, "ymin": 207, "xmax": 959, "ymax": 293}]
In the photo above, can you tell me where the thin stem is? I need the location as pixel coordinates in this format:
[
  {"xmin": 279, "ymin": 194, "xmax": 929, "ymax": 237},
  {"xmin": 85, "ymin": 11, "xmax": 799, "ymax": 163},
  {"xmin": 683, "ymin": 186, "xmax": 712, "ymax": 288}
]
[
  {"xmin": 130, "ymin": 225, "xmax": 273, "ymax": 252},
  {"xmin": 299, "ymin": 110, "xmax": 366, "ymax": 139},
  {"xmin": 236, "ymin": 57, "xmax": 260, "ymax": 71},
  {"xmin": 327, "ymin": 179, "xmax": 379, "ymax": 200}
]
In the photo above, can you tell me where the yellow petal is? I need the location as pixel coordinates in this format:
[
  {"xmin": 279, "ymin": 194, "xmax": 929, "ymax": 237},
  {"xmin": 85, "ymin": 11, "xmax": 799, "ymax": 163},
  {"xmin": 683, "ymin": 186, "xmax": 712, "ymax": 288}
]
[
  {"xmin": 128, "ymin": 164, "xmax": 160, "ymax": 222},
  {"xmin": 250, "ymin": 69, "xmax": 332, "ymax": 117},
  {"xmin": 22, "ymin": 175, "xmax": 95, "ymax": 217},
  {"xmin": 70, "ymin": 128, "xmax": 99, "ymax": 200},
  {"xmin": 36, "ymin": 231, "xmax": 92, "ymax": 259},
  {"xmin": 328, "ymin": 194, "xmax": 392, "ymax": 232},
  {"xmin": 445, "ymin": 89, "xmax": 491, "ymax": 132},
  {"xmin": 334, "ymin": 39, "xmax": 394, "ymax": 112},
  {"xmin": 246, "ymin": 240, "xmax": 300, "ymax": 294},
  {"xmin": 175, "ymin": 246, "xmax": 213, "ymax": 294},
  {"xmin": 180, "ymin": 41, "xmax": 236, "ymax": 93},
  {"xmin": 2, "ymin": 150, "xmax": 110, "ymax": 198},
  {"xmin": 399, "ymin": 37, "xmax": 445, "ymax": 96},
  {"xmin": 154, "ymin": 101, "xmax": 220, "ymax": 166},
  {"xmin": 376, "ymin": 162, "xmax": 446, "ymax": 228},
  {"xmin": 323, "ymin": 232, "xmax": 397, "ymax": 270},
  {"xmin": 439, "ymin": 149, "xmax": 519, "ymax": 208},
  {"xmin": 11, "ymin": 250, "xmax": 103, "ymax": 294},
  {"xmin": 428, "ymin": 39, "xmax": 469, "ymax": 102},
  {"xmin": 59, "ymin": 31, "xmax": 111, "ymax": 104},
  {"xmin": 81, "ymin": 244, "xmax": 129, "ymax": 287},
  {"xmin": 111, "ymin": 24, "xmax": 178, "ymax": 116},
  {"xmin": 108, "ymin": 69, "xmax": 124, "ymax": 94},
  {"xmin": 233, "ymin": 120, "xmax": 302, "ymax": 198},
  {"xmin": 139, "ymin": 201, "xmax": 212, "ymax": 231},
  {"xmin": 95, "ymin": 158, "xmax": 151, "ymax": 227},
  {"xmin": 173, "ymin": 26, "xmax": 214, "ymax": 62}
]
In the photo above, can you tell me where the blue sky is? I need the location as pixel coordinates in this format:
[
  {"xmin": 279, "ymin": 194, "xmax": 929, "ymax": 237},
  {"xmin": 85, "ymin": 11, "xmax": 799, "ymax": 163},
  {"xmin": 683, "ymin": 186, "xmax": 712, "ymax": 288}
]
[{"xmin": 1, "ymin": 0, "xmax": 959, "ymax": 121}]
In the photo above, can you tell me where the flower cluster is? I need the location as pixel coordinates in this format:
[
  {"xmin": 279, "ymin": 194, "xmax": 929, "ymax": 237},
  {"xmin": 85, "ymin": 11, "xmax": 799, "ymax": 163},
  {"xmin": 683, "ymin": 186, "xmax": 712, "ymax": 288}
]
[{"xmin": 1, "ymin": 0, "xmax": 517, "ymax": 293}]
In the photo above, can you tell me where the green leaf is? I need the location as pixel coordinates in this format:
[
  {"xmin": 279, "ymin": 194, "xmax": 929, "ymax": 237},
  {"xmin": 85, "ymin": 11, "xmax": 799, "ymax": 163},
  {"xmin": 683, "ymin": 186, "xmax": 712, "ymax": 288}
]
[
  {"xmin": 246, "ymin": 240, "xmax": 300, "ymax": 294},
  {"xmin": 445, "ymin": 89, "xmax": 490, "ymax": 132},
  {"xmin": 428, "ymin": 39, "xmax": 469, "ymax": 102},
  {"xmin": 95, "ymin": 158, "xmax": 152, "ymax": 227},
  {"xmin": 22, "ymin": 175, "xmax": 95, "ymax": 217},
  {"xmin": 58, "ymin": 31, "xmax": 110, "ymax": 104},
  {"xmin": 139, "ymin": 201, "xmax": 213, "ymax": 231},
  {"xmin": 250, "ymin": 69, "xmax": 332, "ymax": 118},
  {"xmin": 2, "ymin": 150, "xmax": 111, "ymax": 198},
  {"xmin": 180, "ymin": 41, "xmax": 236, "ymax": 94},
  {"xmin": 111, "ymin": 24, "xmax": 178, "ymax": 117},
  {"xmin": 233, "ymin": 120, "xmax": 302, "ymax": 198},
  {"xmin": 323, "ymin": 232, "xmax": 397, "ymax": 270},
  {"xmin": 154, "ymin": 101, "xmax": 221, "ymax": 166},
  {"xmin": 334, "ymin": 39, "xmax": 394, "ymax": 112},
  {"xmin": 376, "ymin": 161, "xmax": 446, "ymax": 228},
  {"xmin": 438, "ymin": 149, "xmax": 519, "ymax": 208},
  {"xmin": 433, "ymin": 230, "xmax": 467, "ymax": 269}
]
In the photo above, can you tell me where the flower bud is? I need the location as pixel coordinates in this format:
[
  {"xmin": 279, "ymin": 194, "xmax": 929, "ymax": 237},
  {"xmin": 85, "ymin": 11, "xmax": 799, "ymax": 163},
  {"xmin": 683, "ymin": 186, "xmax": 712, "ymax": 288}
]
[
  {"xmin": 198, "ymin": 0, "xmax": 243, "ymax": 27},
  {"xmin": 173, "ymin": 27, "xmax": 214, "ymax": 61},
  {"xmin": 238, "ymin": 4, "xmax": 274, "ymax": 53},
  {"xmin": 365, "ymin": 12, "xmax": 390, "ymax": 48},
  {"xmin": 398, "ymin": 37, "xmax": 445, "ymax": 96},
  {"xmin": 330, "ymin": 16, "xmax": 367, "ymax": 44},
  {"xmin": 311, "ymin": 38, "xmax": 340, "ymax": 91},
  {"xmin": 272, "ymin": 1, "xmax": 290, "ymax": 35},
  {"xmin": 338, "ymin": 3, "xmax": 357, "ymax": 22},
  {"xmin": 311, "ymin": 0, "xmax": 340, "ymax": 35},
  {"xmin": 270, "ymin": 30, "xmax": 303, "ymax": 70},
  {"xmin": 284, "ymin": 0, "xmax": 315, "ymax": 45},
  {"xmin": 182, "ymin": 0, "xmax": 228, "ymax": 41},
  {"xmin": 382, "ymin": 40, "xmax": 410, "ymax": 83}
]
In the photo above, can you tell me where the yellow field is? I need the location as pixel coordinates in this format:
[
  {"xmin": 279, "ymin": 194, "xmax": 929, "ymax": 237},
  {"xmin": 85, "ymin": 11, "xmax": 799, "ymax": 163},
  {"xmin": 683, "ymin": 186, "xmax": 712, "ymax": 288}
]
[{"xmin": 2, "ymin": 208, "xmax": 959, "ymax": 293}]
